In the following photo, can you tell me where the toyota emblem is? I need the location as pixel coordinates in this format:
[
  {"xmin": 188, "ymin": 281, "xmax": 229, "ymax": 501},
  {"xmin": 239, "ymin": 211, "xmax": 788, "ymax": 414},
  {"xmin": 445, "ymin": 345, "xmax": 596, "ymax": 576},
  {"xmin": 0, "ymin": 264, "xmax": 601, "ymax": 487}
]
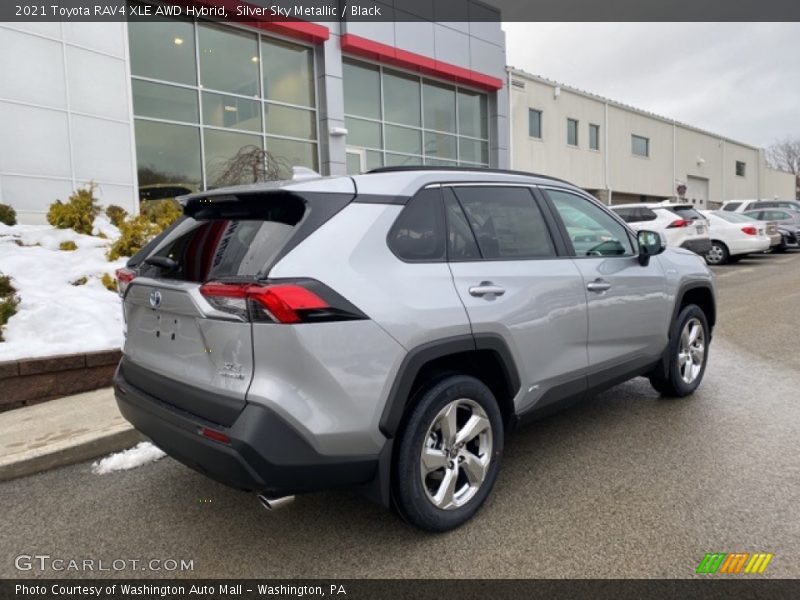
[{"xmin": 149, "ymin": 289, "xmax": 162, "ymax": 309}]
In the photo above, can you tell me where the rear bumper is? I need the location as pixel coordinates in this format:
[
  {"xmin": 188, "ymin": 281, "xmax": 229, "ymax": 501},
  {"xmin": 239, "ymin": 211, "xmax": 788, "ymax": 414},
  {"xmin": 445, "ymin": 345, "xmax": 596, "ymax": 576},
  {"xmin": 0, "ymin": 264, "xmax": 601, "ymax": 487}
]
[
  {"xmin": 114, "ymin": 364, "xmax": 379, "ymax": 495},
  {"xmin": 680, "ymin": 238, "xmax": 712, "ymax": 255},
  {"xmin": 728, "ymin": 237, "xmax": 771, "ymax": 256}
]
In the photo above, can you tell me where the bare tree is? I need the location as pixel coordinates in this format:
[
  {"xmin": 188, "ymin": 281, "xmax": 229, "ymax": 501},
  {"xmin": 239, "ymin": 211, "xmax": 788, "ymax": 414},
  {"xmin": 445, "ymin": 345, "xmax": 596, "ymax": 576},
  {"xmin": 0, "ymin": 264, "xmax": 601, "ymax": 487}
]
[
  {"xmin": 766, "ymin": 137, "xmax": 800, "ymax": 199},
  {"xmin": 210, "ymin": 146, "xmax": 290, "ymax": 188}
]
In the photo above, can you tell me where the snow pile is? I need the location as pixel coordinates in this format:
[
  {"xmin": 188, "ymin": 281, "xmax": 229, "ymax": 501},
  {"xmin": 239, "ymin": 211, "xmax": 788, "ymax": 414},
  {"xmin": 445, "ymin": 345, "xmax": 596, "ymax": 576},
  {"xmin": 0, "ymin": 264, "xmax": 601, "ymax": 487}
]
[
  {"xmin": 92, "ymin": 441, "xmax": 166, "ymax": 475},
  {"xmin": 0, "ymin": 218, "xmax": 128, "ymax": 360}
]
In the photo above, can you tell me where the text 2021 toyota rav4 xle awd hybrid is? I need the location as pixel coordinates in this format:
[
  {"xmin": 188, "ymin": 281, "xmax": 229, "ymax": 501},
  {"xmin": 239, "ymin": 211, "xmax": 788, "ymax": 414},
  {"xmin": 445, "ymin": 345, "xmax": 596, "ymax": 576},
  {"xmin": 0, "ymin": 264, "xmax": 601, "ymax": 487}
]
[{"xmin": 114, "ymin": 167, "xmax": 716, "ymax": 532}]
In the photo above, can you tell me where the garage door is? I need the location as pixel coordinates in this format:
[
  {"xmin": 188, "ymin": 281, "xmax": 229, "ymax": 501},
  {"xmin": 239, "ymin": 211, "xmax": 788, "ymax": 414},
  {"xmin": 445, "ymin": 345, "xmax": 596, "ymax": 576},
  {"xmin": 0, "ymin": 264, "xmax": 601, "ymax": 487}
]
[{"xmin": 686, "ymin": 176, "xmax": 709, "ymax": 208}]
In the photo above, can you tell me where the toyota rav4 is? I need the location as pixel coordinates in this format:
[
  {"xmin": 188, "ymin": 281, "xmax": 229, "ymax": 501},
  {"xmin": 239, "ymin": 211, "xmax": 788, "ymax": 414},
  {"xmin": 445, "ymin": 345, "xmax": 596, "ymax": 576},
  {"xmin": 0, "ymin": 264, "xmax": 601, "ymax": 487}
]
[{"xmin": 114, "ymin": 167, "xmax": 716, "ymax": 532}]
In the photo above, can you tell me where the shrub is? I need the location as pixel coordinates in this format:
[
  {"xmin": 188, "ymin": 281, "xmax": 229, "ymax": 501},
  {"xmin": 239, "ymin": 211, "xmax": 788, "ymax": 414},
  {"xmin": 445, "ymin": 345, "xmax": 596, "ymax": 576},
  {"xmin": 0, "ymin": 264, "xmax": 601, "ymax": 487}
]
[
  {"xmin": 101, "ymin": 273, "xmax": 117, "ymax": 292},
  {"xmin": 106, "ymin": 214, "xmax": 161, "ymax": 261},
  {"xmin": 0, "ymin": 203, "xmax": 17, "ymax": 226},
  {"xmin": 59, "ymin": 240, "xmax": 78, "ymax": 251},
  {"xmin": 140, "ymin": 199, "xmax": 182, "ymax": 229},
  {"xmin": 47, "ymin": 183, "xmax": 101, "ymax": 234},
  {"xmin": 0, "ymin": 273, "xmax": 19, "ymax": 343},
  {"xmin": 105, "ymin": 204, "xmax": 128, "ymax": 227}
]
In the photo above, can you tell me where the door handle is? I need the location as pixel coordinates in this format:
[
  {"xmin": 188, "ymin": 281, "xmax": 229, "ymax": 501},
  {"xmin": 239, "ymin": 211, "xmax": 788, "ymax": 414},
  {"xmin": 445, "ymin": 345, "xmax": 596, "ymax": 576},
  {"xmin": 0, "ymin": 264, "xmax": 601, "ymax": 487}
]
[
  {"xmin": 469, "ymin": 282, "xmax": 506, "ymax": 297},
  {"xmin": 586, "ymin": 279, "xmax": 611, "ymax": 293}
]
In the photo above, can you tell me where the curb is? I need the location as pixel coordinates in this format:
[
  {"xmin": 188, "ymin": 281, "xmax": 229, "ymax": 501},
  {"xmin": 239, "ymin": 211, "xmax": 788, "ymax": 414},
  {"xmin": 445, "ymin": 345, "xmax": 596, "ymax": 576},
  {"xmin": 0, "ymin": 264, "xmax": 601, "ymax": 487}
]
[{"xmin": 0, "ymin": 426, "xmax": 144, "ymax": 482}]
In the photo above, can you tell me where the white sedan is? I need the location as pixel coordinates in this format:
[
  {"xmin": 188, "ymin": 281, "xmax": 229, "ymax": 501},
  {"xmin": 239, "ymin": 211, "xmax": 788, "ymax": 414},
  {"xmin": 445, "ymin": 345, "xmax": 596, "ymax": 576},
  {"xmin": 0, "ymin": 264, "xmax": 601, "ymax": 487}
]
[{"xmin": 700, "ymin": 210, "xmax": 771, "ymax": 265}]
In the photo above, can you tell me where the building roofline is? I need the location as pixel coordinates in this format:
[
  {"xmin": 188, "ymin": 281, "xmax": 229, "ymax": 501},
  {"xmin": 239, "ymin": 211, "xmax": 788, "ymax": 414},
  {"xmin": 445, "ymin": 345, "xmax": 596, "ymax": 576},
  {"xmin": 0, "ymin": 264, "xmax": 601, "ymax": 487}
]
[{"xmin": 507, "ymin": 66, "xmax": 764, "ymax": 152}]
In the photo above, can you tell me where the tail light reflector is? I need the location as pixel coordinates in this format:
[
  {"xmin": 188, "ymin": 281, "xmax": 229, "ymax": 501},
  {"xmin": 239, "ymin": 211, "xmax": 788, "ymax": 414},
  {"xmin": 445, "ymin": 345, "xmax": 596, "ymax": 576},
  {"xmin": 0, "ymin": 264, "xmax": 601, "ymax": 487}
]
[
  {"xmin": 115, "ymin": 267, "xmax": 136, "ymax": 296},
  {"xmin": 199, "ymin": 280, "xmax": 365, "ymax": 324},
  {"xmin": 199, "ymin": 427, "xmax": 230, "ymax": 445},
  {"xmin": 667, "ymin": 219, "xmax": 690, "ymax": 228},
  {"xmin": 741, "ymin": 226, "xmax": 757, "ymax": 236}
]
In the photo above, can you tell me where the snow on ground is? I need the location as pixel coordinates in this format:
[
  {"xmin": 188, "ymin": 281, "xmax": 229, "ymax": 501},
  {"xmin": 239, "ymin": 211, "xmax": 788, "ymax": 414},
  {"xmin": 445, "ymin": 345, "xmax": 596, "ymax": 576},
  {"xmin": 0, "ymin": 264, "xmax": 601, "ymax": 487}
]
[
  {"xmin": 91, "ymin": 441, "xmax": 166, "ymax": 475},
  {"xmin": 0, "ymin": 217, "xmax": 128, "ymax": 360}
]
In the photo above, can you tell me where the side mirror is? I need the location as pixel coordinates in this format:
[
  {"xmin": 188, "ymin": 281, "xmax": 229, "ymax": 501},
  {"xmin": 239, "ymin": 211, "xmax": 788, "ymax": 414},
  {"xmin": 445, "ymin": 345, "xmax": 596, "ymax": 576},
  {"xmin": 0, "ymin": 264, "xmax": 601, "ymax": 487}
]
[{"xmin": 637, "ymin": 230, "xmax": 666, "ymax": 266}]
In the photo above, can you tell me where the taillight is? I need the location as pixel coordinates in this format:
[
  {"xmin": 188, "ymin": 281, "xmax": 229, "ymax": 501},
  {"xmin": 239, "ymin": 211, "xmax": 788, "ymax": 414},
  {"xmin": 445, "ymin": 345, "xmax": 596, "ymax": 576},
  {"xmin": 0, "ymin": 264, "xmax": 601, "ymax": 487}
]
[
  {"xmin": 667, "ymin": 219, "xmax": 690, "ymax": 228},
  {"xmin": 115, "ymin": 267, "xmax": 136, "ymax": 296},
  {"xmin": 741, "ymin": 226, "xmax": 757, "ymax": 236},
  {"xmin": 199, "ymin": 280, "xmax": 366, "ymax": 324}
]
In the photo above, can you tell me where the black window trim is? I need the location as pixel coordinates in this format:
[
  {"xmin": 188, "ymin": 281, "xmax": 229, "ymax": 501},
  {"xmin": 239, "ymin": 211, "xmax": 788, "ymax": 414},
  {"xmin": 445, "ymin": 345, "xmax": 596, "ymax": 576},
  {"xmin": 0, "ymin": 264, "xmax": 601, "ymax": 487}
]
[
  {"xmin": 538, "ymin": 185, "xmax": 638, "ymax": 259},
  {"xmin": 438, "ymin": 183, "xmax": 568, "ymax": 262}
]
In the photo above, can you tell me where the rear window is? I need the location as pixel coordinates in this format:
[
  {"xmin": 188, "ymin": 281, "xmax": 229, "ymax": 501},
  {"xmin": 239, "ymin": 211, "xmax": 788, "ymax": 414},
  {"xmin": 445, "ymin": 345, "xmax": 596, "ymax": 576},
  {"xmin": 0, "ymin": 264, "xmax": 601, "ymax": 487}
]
[
  {"xmin": 713, "ymin": 211, "xmax": 757, "ymax": 224},
  {"xmin": 142, "ymin": 193, "xmax": 306, "ymax": 282},
  {"xmin": 668, "ymin": 206, "xmax": 704, "ymax": 221},
  {"xmin": 722, "ymin": 202, "xmax": 741, "ymax": 212}
]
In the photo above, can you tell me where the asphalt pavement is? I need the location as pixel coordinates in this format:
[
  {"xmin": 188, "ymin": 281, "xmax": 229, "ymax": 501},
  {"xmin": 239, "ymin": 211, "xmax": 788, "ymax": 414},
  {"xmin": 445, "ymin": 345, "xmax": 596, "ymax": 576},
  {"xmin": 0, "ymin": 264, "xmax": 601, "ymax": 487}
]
[{"xmin": 1, "ymin": 250, "xmax": 799, "ymax": 579}]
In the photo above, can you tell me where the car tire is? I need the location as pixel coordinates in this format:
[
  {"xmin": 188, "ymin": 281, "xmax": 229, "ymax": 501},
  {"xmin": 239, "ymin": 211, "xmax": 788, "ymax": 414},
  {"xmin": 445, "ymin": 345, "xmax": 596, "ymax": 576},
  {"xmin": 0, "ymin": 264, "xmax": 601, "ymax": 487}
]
[
  {"xmin": 727, "ymin": 255, "xmax": 742, "ymax": 264},
  {"xmin": 649, "ymin": 304, "xmax": 710, "ymax": 397},
  {"xmin": 392, "ymin": 374, "xmax": 504, "ymax": 532},
  {"xmin": 705, "ymin": 241, "xmax": 729, "ymax": 265}
]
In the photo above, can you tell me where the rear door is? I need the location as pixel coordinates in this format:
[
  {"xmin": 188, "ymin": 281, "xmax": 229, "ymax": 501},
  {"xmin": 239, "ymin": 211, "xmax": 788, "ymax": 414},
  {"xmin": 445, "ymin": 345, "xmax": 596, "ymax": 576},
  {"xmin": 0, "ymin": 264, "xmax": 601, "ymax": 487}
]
[
  {"xmin": 543, "ymin": 188, "xmax": 669, "ymax": 382},
  {"xmin": 444, "ymin": 185, "xmax": 589, "ymax": 414},
  {"xmin": 121, "ymin": 192, "xmax": 329, "ymax": 424}
]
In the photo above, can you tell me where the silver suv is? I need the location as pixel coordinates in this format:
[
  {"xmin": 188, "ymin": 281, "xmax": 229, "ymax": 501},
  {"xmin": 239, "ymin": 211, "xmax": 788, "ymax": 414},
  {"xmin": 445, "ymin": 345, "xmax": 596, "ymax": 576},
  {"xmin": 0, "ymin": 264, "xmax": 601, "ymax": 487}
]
[{"xmin": 114, "ymin": 167, "xmax": 716, "ymax": 532}]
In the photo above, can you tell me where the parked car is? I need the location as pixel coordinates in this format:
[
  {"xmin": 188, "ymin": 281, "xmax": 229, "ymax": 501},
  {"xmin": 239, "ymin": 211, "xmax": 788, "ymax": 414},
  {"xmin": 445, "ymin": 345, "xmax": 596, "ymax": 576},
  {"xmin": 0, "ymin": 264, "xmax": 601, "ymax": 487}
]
[
  {"xmin": 742, "ymin": 209, "xmax": 800, "ymax": 250},
  {"xmin": 611, "ymin": 202, "xmax": 711, "ymax": 255},
  {"xmin": 114, "ymin": 167, "xmax": 716, "ymax": 532},
  {"xmin": 700, "ymin": 211, "xmax": 771, "ymax": 264},
  {"xmin": 722, "ymin": 199, "xmax": 800, "ymax": 213}
]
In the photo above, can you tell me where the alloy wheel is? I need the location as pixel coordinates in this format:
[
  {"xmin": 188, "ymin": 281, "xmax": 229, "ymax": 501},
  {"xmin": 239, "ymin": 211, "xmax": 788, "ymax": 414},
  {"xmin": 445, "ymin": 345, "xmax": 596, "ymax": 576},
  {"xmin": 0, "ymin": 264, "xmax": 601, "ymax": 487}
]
[
  {"xmin": 678, "ymin": 317, "xmax": 705, "ymax": 384},
  {"xmin": 419, "ymin": 398, "xmax": 493, "ymax": 510},
  {"xmin": 706, "ymin": 244, "xmax": 724, "ymax": 264}
]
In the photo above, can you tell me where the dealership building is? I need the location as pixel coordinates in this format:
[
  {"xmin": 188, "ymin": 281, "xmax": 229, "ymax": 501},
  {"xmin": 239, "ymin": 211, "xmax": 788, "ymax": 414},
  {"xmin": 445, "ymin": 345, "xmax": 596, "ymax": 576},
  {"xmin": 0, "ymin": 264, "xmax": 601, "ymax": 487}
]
[
  {"xmin": 508, "ymin": 68, "xmax": 795, "ymax": 207},
  {"xmin": 0, "ymin": 2, "xmax": 508, "ymax": 223}
]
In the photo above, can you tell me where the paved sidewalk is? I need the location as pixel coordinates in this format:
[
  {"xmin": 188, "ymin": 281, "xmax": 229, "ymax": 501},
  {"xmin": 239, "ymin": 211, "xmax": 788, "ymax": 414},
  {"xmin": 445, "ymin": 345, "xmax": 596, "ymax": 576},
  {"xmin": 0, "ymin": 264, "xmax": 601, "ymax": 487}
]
[{"xmin": 0, "ymin": 388, "xmax": 142, "ymax": 481}]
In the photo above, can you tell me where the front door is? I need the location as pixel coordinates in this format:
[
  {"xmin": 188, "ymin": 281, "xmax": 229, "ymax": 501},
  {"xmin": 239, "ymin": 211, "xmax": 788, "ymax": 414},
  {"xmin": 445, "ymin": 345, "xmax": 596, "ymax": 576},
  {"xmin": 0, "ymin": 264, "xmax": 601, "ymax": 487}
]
[
  {"xmin": 543, "ymin": 188, "xmax": 670, "ymax": 385},
  {"xmin": 444, "ymin": 185, "xmax": 589, "ymax": 414}
]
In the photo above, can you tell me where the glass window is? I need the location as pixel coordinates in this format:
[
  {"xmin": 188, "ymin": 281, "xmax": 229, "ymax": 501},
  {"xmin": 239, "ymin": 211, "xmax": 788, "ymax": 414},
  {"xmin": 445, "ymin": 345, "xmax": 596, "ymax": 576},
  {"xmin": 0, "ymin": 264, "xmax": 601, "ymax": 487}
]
[
  {"xmin": 454, "ymin": 187, "xmax": 556, "ymax": 259},
  {"xmin": 424, "ymin": 131, "xmax": 457, "ymax": 161},
  {"xmin": 423, "ymin": 80, "xmax": 456, "ymax": 133},
  {"xmin": 668, "ymin": 206, "xmax": 704, "ymax": 221},
  {"xmin": 444, "ymin": 189, "xmax": 480, "ymax": 260},
  {"xmin": 134, "ymin": 119, "xmax": 202, "ymax": 188},
  {"xmin": 548, "ymin": 189, "xmax": 634, "ymax": 257},
  {"xmin": 132, "ymin": 80, "xmax": 198, "ymax": 123},
  {"xmin": 198, "ymin": 24, "xmax": 259, "ymax": 97},
  {"xmin": 383, "ymin": 70, "xmax": 420, "ymax": 127},
  {"xmin": 266, "ymin": 137, "xmax": 318, "ymax": 178},
  {"xmin": 632, "ymin": 135, "xmax": 649, "ymax": 157},
  {"xmin": 202, "ymin": 92, "xmax": 261, "ymax": 132},
  {"xmin": 459, "ymin": 138, "xmax": 489, "ymax": 164},
  {"xmin": 736, "ymin": 161, "xmax": 746, "ymax": 177},
  {"xmin": 387, "ymin": 188, "xmax": 445, "ymax": 261},
  {"xmin": 529, "ymin": 109, "xmax": 542, "ymax": 138},
  {"xmin": 386, "ymin": 125, "xmax": 422, "ymax": 155},
  {"xmin": 458, "ymin": 90, "xmax": 488, "ymax": 139},
  {"xmin": 343, "ymin": 60, "xmax": 381, "ymax": 119},
  {"xmin": 366, "ymin": 150, "xmax": 383, "ymax": 170},
  {"xmin": 612, "ymin": 207, "xmax": 637, "ymax": 223},
  {"xmin": 425, "ymin": 157, "xmax": 459, "ymax": 167},
  {"xmin": 264, "ymin": 104, "xmax": 316, "ymax": 140},
  {"xmin": 345, "ymin": 117, "xmax": 382, "ymax": 149},
  {"xmin": 722, "ymin": 202, "xmax": 741, "ymax": 212},
  {"xmin": 386, "ymin": 153, "xmax": 421, "ymax": 167},
  {"xmin": 261, "ymin": 38, "xmax": 315, "ymax": 107},
  {"xmin": 589, "ymin": 124, "xmax": 600, "ymax": 150},
  {"xmin": 204, "ymin": 129, "xmax": 263, "ymax": 187},
  {"xmin": 567, "ymin": 118, "xmax": 578, "ymax": 146},
  {"xmin": 129, "ymin": 19, "xmax": 196, "ymax": 85}
]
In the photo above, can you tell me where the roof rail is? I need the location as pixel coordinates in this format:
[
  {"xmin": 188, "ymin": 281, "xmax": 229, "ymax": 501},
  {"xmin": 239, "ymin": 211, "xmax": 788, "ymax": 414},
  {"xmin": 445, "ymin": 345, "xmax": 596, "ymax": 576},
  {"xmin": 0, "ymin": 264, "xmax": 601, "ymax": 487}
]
[{"xmin": 365, "ymin": 165, "xmax": 571, "ymax": 185}]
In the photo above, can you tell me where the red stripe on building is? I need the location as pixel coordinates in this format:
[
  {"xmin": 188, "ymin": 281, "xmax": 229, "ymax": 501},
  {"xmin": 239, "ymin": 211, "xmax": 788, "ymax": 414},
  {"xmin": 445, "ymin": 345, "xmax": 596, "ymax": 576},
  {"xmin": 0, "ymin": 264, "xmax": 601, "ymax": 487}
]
[
  {"xmin": 340, "ymin": 33, "xmax": 503, "ymax": 91},
  {"xmin": 179, "ymin": 0, "xmax": 330, "ymax": 43}
]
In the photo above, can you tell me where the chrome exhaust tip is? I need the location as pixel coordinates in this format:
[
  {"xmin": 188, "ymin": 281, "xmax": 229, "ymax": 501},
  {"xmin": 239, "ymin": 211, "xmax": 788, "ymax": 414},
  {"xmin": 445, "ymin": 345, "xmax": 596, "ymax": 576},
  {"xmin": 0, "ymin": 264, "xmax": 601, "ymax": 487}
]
[{"xmin": 256, "ymin": 493, "xmax": 295, "ymax": 511}]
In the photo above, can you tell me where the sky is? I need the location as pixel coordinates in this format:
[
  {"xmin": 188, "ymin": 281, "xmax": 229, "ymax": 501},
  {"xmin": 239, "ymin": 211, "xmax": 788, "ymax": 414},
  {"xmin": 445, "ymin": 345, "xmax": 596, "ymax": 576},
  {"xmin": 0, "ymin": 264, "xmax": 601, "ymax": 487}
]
[{"xmin": 503, "ymin": 23, "xmax": 800, "ymax": 148}]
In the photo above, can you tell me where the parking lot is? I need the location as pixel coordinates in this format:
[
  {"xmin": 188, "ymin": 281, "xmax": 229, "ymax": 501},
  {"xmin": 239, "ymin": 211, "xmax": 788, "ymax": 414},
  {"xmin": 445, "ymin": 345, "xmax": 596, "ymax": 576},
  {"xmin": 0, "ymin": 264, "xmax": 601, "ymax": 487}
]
[{"xmin": 1, "ymin": 250, "xmax": 799, "ymax": 579}]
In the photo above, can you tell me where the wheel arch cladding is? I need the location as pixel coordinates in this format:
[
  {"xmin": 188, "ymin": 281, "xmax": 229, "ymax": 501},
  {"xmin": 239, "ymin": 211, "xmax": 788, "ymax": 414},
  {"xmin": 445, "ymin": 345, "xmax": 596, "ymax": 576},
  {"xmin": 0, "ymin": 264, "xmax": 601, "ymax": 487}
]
[
  {"xmin": 379, "ymin": 333, "xmax": 521, "ymax": 439},
  {"xmin": 677, "ymin": 283, "xmax": 716, "ymax": 331}
]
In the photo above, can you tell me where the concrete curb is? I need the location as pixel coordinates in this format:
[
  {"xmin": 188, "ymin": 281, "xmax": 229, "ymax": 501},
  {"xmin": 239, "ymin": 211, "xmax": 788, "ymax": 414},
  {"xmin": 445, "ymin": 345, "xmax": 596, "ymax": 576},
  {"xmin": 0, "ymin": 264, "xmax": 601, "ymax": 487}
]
[
  {"xmin": 0, "ymin": 428, "xmax": 144, "ymax": 482},
  {"xmin": 0, "ymin": 387, "xmax": 144, "ymax": 482}
]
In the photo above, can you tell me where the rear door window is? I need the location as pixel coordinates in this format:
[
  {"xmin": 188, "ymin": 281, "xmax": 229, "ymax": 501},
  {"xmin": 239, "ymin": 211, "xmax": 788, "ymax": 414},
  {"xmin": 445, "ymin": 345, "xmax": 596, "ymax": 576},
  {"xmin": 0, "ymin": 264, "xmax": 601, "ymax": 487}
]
[
  {"xmin": 613, "ymin": 207, "xmax": 638, "ymax": 223},
  {"xmin": 637, "ymin": 207, "xmax": 658, "ymax": 221},
  {"xmin": 443, "ymin": 189, "xmax": 481, "ymax": 261},
  {"xmin": 452, "ymin": 186, "xmax": 556, "ymax": 259}
]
